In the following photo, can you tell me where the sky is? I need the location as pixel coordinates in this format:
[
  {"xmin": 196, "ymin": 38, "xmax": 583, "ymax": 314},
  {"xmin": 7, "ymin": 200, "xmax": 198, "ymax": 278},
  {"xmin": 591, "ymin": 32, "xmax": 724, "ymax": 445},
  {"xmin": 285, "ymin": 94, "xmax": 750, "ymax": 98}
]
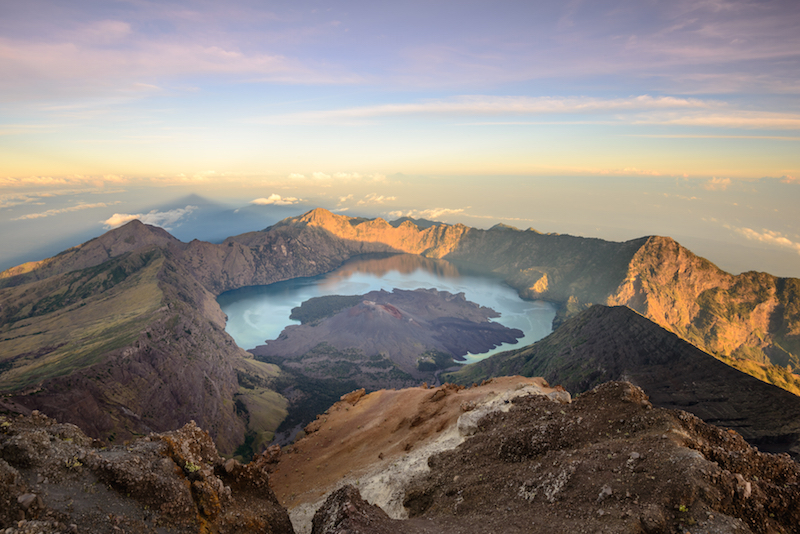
[{"xmin": 1, "ymin": 0, "xmax": 799, "ymax": 277}]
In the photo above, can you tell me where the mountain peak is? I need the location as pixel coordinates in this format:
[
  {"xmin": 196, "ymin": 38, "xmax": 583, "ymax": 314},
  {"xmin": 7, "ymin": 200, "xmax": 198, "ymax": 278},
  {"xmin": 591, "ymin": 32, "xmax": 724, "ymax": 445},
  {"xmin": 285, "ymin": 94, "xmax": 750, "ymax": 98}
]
[
  {"xmin": 298, "ymin": 207, "xmax": 338, "ymax": 223},
  {"xmin": 0, "ymin": 220, "xmax": 181, "ymax": 287},
  {"xmin": 489, "ymin": 222, "xmax": 519, "ymax": 232}
]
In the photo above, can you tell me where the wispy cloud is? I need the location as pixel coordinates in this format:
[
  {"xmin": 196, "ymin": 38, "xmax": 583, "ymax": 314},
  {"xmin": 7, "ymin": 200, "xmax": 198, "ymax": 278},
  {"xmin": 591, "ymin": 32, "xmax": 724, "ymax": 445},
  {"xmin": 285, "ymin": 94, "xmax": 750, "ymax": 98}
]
[
  {"xmin": 12, "ymin": 202, "xmax": 120, "ymax": 220},
  {"xmin": 635, "ymin": 110, "xmax": 800, "ymax": 130},
  {"xmin": 254, "ymin": 95, "xmax": 711, "ymax": 125},
  {"xmin": 103, "ymin": 206, "xmax": 197, "ymax": 229},
  {"xmin": 728, "ymin": 225, "xmax": 800, "ymax": 255},
  {"xmin": 388, "ymin": 208, "xmax": 467, "ymax": 220},
  {"xmin": 0, "ymin": 22, "xmax": 357, "ymax": 101},
  {"xmin": 0, "ymin": 175, "xmax": 130, "ymax": 189},
  {"xmin": 357, "ymin": 193, "xmax": 396, "ymax": 206},
  {"xmin": 250, "ymin": 194, "xmax": 300, "ymax": 206},
  {"xmin": 255, "ymin": 94, "xmax": 800, "ymax": 131}
]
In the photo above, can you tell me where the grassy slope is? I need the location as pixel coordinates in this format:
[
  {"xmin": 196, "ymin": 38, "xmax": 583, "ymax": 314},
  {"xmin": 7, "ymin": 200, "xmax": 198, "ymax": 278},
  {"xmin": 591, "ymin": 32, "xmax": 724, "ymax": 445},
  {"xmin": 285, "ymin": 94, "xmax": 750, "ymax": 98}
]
[
  {"xmin": 234, "ymin": 357, "xmax": 288, "ymax": 450},
  {"xmin": 0, "ymin": 250, "xmax": 164, "ymax": 391}
]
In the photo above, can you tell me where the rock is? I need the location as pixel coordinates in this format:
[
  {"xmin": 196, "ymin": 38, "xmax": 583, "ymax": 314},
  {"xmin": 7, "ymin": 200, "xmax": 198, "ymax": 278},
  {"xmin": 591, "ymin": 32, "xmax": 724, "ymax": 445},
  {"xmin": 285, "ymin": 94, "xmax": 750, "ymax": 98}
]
[
  {"xmin": 398, "ymin": 382, "xmax": 800, "ymax": 533},
  {"xmin": 224, "ymin": 458, "xmax": 237, "ymax": 473},
  {"xmin": 340, "ymin": 389, "xmax": 366, "ymax": 406},
  {"xmin": 16, "ymin": 494, "xmax": 37, "ymax": 511},
  {"xmin": 311, "ymin": 485, "xmax": 395, "ymax": 534},
  {"xmin": 0, "ymin": 414, "xmax": 294, "ymax": 533},
  {"xmin": 597, "ymin": 485, "xmax": 613, "ymax": 502}
]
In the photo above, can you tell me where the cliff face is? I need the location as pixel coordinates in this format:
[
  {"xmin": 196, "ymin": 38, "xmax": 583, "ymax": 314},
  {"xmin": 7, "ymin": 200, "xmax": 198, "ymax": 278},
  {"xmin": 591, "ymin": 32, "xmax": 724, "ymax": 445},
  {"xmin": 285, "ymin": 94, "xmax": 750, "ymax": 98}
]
[
  {"xmin": 608, "ymin": 236, "xmax": 800, "ymax": 374},
  {"xmin": 272, "ymin": 209, "xmax": 469, "ymax": 258}
]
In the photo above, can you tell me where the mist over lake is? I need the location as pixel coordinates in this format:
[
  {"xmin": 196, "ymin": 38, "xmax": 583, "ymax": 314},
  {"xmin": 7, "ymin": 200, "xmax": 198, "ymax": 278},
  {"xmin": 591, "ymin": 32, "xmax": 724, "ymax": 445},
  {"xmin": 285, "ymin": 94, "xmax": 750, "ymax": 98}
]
[{"xmin": 217, "ymin": 254, "xmax": 556, "ymax": 362}]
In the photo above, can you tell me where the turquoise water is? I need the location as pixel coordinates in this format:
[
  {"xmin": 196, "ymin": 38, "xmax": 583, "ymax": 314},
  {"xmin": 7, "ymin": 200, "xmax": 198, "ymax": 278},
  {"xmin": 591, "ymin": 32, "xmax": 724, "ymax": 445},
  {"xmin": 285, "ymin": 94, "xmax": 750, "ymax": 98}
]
[{"xmin": 217, "ymin": 254, "xmax": 555, "ymax": 363}]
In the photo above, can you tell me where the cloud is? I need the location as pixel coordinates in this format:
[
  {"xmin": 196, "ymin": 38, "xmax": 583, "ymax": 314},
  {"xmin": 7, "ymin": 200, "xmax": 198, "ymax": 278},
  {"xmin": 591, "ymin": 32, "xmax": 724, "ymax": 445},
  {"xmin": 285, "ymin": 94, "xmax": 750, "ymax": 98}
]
[
  {"xmin": 103, "ymin": 213, "xmax": 141, "ymax": 227},
  {"xmin": 254, "ymin": 93, "xmax": 800, "ymax": 131},
  {"xmin": 103, "ymin": 206, "xmax": 198, "ymax": 229},
  {"xmin": 729, "ymin": 226, "xmax": 800, "ymax": 255},
  {"xmin": 781, "ymin": 175, "xmax": 799, "ymax": 184},
  {"xmin": 312, "ymin": 172, "xmax": 332, "ymax": 180},
  {"xmin": 389, "ymin": 208, "xmax": 466, "ymax": 220},
  {"xmin": 250, "ymin": 194, "xmax": 300, "ymax": 206},
  {"xmin": 635, "ymin": 111, "xmax": 800, "ymax": 130},
  {"xmin": 703, "ymin": 177, "xmax": 731, "ymax": 191},
  {"xmin": 255, "ymin": 95, "xmax": 711, "ymax": 125},
  {"xmin": 12, "ymin": 201, "xmax": 120, "ymax": 220},
  {"xmin": 337, "ymin": 194, "xmax": 354, "ymax": 204},
  {"xmin": 1, "ymin": 193, "xmax": 45, "ymax": 209},
  {"xmin": 0, "ymin": 19, "xmax": 358, "ymax": 102},
  {"xmin": 0, "ymin": 175, "xmax": 130, "ymax": 189},
  {"xmin": 356, "ymin": 193, "xmax": 396, "ymax": 206}
]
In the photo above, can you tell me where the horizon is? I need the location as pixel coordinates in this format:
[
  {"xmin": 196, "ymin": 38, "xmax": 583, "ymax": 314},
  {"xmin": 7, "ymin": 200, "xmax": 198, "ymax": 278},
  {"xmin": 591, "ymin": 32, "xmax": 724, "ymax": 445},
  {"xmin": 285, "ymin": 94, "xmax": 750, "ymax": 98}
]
[{"xmin": 2, "ymin": 1, "xmax": 799, "ymax": 277}]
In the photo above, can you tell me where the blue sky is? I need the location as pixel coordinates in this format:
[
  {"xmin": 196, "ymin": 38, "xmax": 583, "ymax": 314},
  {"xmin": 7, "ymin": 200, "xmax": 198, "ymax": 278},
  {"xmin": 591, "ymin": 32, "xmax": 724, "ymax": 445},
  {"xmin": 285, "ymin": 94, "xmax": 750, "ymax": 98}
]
[{"xmin": 1, "ymin": 0, "xmax": 799, "ymax": 276}]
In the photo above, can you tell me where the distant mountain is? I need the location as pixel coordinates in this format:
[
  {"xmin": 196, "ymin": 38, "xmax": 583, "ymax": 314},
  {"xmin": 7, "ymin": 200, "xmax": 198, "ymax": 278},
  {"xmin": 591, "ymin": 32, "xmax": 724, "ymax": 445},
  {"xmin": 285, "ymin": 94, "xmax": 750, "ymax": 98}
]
[
  {"xmin": 445, "ymin": 305, "xmax": 800, "ymax": 456},
  {"xmin": 2, "ymin": 207, "xmax": 799, "ymax": 457}
]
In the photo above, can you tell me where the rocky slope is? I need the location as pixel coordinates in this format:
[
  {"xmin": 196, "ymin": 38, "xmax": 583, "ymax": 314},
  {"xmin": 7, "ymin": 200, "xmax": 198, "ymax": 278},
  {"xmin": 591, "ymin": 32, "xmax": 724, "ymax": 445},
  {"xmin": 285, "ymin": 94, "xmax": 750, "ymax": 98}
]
[
  {"xmin": 268, "ymin": 376, "xmax": 566, "ymax": 532},
  {"xmin": 608, "ymin": 236, "xmax": 800, "ymax": 378},
  {"xmin": 0, "ymin": 411, "xmax": 292, "ymax": 533},
  {"xmin": 3, "ymin": 379, "xmax": 799, "ymax": 534},
  {"xmin": 0, "ymin": 226, "xmax": 281, "ymax": 455},
  {"xmin": 275, "ymin": 380, "xmax": 800, "ymax": 534},
  {"xmin": 446, "ymin": 305, "xmax": 800, "ymax": 457}
]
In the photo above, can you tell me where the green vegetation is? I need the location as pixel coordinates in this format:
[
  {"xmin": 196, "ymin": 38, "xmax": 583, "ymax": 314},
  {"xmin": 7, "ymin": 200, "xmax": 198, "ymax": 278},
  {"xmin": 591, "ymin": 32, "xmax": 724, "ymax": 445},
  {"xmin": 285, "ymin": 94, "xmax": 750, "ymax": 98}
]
[
  {"xmin": 289, "ymin": 294, "xmax": 363, "ymax": 325},
  {"xmin": 416, "ymin": 350, "xmax": 455, "ymax": 372},
  {"xmin": 0, "ymin": 252, "xmax": 164, "ymax": 391},
  {"xmin": 232, "ymin": 357, "xmax": 288, "ymax": 460},
  {"xmin": 365, "ymin": 354, "xmax": 394, "ymax": 368}
]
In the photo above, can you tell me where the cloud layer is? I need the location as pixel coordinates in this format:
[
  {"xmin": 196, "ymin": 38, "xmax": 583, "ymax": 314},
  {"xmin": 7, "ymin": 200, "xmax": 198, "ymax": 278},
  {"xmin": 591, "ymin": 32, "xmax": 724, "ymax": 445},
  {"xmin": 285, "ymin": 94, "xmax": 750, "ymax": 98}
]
[{"xmin": 103, "ymin": 206, "xmax": 198, "ymax": 229}]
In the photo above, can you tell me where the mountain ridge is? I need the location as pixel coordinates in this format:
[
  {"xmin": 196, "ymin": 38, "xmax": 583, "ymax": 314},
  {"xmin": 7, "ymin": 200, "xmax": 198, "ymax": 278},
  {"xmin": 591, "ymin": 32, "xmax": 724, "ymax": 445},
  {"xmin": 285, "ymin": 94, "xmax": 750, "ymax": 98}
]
[{"xmin": 2, "ymin": 207, "xmax": 799, "ymax": 456}]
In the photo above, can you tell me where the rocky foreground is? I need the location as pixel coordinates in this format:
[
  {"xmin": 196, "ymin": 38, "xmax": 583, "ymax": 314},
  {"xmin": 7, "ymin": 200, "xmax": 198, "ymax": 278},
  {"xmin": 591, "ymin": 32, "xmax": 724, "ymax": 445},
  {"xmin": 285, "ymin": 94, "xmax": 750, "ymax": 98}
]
[
  {"xmin": 2, "ymin": 379, "xmax": 799, "ymax": 534},
  {"xmin": 0, "ymin": 413, "xmax": 292, "ymax": 533}
]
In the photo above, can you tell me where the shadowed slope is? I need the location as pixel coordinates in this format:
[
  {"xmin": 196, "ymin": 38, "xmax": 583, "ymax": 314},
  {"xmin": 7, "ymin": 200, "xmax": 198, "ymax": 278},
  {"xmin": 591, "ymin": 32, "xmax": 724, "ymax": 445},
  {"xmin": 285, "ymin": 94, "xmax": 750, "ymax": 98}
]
[{"xmin": 446, "ymin": 305, "xmax": 800, "ymax": 456}]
